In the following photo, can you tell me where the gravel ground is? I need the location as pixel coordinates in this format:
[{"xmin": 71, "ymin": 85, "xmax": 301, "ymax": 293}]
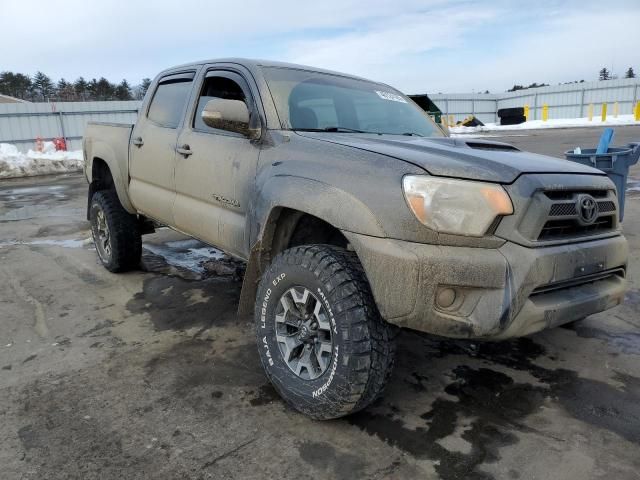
[{"xmin": 1, "ymin": 126, "xmax": 639, "ymax": 480}]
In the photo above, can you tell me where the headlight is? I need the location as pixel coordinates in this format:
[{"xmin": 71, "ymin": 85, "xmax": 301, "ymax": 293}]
[{"xmin": 402, "ymin": 175, "xmax": 513, "ymax": 236}]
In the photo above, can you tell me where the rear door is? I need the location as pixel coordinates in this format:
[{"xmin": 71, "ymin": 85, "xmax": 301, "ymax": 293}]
[
  {"xmin": 173, "ymin": 68, "xmax": 261, "ymax": 258},
  {"xmin": 129, "ymin": 71, "xmax": 196, "ymax": 224}
]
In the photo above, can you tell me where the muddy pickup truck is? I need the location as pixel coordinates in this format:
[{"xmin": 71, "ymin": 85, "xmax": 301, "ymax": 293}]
[{"xmin": 83, "ymin": 58, "xmax": 628, "ymax": 419}]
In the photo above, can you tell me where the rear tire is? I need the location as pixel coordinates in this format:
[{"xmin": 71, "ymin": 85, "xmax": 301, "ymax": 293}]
[
  {"xmin": 254, "ymin": 244, "xmax": 397, "ymax": 419},
  {"xmin": 89, "ymin": 190, "xmax": 141, "ymax": 272}
]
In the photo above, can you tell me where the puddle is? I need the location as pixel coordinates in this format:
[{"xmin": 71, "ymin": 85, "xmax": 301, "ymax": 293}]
[
  {"xmin": 0, "ymin": 237, "xmax": 91, "ymax": 249},
  {"xmin": 0, "ymin": 205, "xmax": 84, "ymax": 222},
  {"xmin": 0, "ymin": 185, "xmax": 68, "ymax": 198},
  {"xmin": 349, "ymin": 333, "xmax": 640, "ymax": 479},
  {"xmin": 0, "ymin": 184, "xmax": 71, "ymax": 207}
]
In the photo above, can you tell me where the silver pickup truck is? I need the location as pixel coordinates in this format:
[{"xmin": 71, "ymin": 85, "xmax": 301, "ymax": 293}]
[{"xmin": 83, "ymin": 58, "xmax": 628, "ymax": 419}]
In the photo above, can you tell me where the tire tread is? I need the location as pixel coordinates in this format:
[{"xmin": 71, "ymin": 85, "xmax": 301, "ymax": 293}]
[
  {"xmin": 255, "ymin": 244, "xmax": 397, "ymax": 419},
  {"xmin": 91, "ymin": 190, "xmax": 141, "ymax": 272}
]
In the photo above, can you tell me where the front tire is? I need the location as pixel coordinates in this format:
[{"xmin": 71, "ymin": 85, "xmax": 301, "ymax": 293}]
[
  {"xmin": 254, "ymin": 245, "xmax": 397, "ymax": 419},
  {"xmin": 89, "ymin": 190, "xmax": 141, "ymax": 272}
]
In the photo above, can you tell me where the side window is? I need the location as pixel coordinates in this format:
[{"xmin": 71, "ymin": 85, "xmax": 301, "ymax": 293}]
[
  {"xmin": 147, "ymin": 75, "xmax": 194, "ymax": 128},
  {"xmin": 193, "ymin": 73, "xmax": 249, "ymax": 133}
]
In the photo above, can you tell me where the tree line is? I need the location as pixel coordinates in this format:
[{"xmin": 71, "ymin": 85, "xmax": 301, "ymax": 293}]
[
  {"xmin": 506, "ymin": 67, "xmax": 636, "ymax": 93},
  {"xmin": 0, "ymin": 71, "xmax": 152, "ymax": 102}
]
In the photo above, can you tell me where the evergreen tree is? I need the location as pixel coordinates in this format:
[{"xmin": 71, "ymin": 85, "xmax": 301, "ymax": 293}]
[
  {"xmin": 15, "ymin": 73, "xmax": 33, "ymax": 99},
  {"xmin": 74, "ymin": 77, "xmax": 89, "ymax": 100},
  {"xmin": 115, "ymin": 79, "xmax": 132, "ymax": 100},
  {"xmin": 32, "ymin": 71, "xmax": 55, "ymax": 100},
  {"xmin": 56, "ymin": 78, "xmax": 76, "ymax": 101},
  {"xmin": 0, "ymin": 71, "xmax": 16, "ymax": 97},
  {"xmin": 625, "ymin": 67, "xmax": 636, "ymax": 79},
  {"xmin": 88, "ymin": 78, "xmax": 99, "ymax": 100},
  {"xmin": 0, "ymin": 70, "xmax": 153, "ymax": 102},
  {"xmin": 95, "ymin": 77, "xmax": 115, "ymax": 100},
  {"xmin": 599, "ymin": 67, "xmax": 611, "ymax": 80},
  {"xmin": 1, "ymin": 71, "xmax": 33, "ymax": 99}
]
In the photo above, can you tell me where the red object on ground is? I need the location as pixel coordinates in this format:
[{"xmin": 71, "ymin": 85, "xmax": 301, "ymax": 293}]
[{"xmin": 53, "ymin": 138, "xmax": 67, "ymax": 151}]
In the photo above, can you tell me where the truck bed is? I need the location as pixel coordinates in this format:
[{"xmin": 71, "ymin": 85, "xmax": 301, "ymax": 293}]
[{"xmin": 83, "ymin": 121, "xmax": 135, "ymax": 212}]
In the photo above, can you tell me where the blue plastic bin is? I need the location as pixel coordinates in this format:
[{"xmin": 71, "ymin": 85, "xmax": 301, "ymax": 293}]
[{"xmin": 565, "ymin": 143, "xmax": 640, "ymax": 221}]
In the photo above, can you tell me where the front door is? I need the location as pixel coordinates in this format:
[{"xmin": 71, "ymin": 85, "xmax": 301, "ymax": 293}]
[
  {"xmin": 129, "ymin": 71, "xmax": 196, "ymax": 224},
  {"xmin": 173, "ymin": 69, "xmax": 260, "ymax": 259}
]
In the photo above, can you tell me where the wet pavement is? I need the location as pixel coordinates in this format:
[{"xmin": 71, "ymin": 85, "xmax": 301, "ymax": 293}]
[{"xmin": 1, "ymin": 126, "xmax": 639, "ymax": 479}]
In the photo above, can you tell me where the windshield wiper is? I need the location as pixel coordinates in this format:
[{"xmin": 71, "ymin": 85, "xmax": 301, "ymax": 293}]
[
  {"xmin": 292, "ymin": 126, "xmax": 369, "ymax": 133},
  {"xmin": 401, "ymin": 132, "xmax": 424, "ymax": 137},
  {"xmin": 323, "ymin": 126, "xmax": 368, "ymax": 133}
]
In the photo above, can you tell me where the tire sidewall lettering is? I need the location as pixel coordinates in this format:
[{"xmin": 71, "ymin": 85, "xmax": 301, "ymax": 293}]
[{"xmin": 258, "ymin": 268, "xmax": 343, "ymax": 399}]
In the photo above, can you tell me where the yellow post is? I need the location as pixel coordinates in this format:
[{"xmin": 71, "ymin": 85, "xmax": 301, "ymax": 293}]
[
  {"xmin": 524, "ymin": 104, "xmax": 530, "ymax": 120},
  {"xmin": 613, "ymin": 102, "xmax": 619, "ymax": 118},
  {"xmin": 635, "ymin": 101, "xmax": 640, "ymax": 121},
  {"xmin": 588, "ymin": 104, "xmax": 594, "ymax": 121},
  {"xmin": 601, "ymin": 103, "xmax": 607, "ymax": 122},
  {"xmin": 542, "ymin": 104, "xmax": 549, "ymax": 122},
  {"xmin": 449, "ymin": 115, "xmax": 454, "ymax": 126}
]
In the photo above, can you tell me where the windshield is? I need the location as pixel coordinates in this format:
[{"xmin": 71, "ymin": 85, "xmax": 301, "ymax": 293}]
[{"xmin": 262, "ymin": 67, "xmax": 444, "ymax": 138}]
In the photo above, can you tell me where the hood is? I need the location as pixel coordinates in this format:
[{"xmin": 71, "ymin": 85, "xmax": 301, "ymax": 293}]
[{"xmin": 295, "ymin": 133, "xmax": 604, "ymax": 183}]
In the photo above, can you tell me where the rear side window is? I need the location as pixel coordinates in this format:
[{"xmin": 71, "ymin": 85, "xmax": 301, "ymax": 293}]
[{"xmin": 147, "ymin": 73, "xmax": 194, "ymax": 128}]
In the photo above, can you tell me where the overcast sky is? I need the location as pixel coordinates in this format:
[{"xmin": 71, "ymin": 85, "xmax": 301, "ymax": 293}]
[{"xmin": 1, "ymin": 0, "xmax": 639, "ymax": 94}]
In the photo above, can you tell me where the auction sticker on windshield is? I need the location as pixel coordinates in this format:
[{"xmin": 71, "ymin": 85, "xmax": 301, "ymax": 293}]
[{"xmin": 375, "ymin": 90, "xmax": 407, "ymax": 103}]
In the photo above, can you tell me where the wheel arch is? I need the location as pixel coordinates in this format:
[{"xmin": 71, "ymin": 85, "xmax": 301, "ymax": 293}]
[
  {"xmin": 86, "ymin": 139, "xmax": 136, "ymax": 215},
  {"xmin": 239, "ymin": 175, "xmax": 387, "ymax": 316}
]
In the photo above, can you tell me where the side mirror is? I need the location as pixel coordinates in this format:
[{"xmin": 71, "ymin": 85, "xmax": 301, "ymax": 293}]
[{"xmin": 201, "ymin": 98, "xmax": 260, "ymax": 139}]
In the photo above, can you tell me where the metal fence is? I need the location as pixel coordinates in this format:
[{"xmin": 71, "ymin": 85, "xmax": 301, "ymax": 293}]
[
  {"xmin": 2, "ymin": 78, "xmax": 640, "ymax": 150},
  {"xmin": 0, "ymin": 100, "xmax": 141, "ymax": 152},
  {"xmin": 429, "ymin": 77, "xmax": 640, "ymax": 124}
]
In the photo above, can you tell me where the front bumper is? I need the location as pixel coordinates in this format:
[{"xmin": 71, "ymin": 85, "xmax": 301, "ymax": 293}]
[{"xmin": 345, "ymin": 232, "xmax": 628, "ymax": 339}]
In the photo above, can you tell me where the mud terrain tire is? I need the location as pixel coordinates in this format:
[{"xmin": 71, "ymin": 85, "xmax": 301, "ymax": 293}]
[
  {"xmin": 254, "ymin": 244, "xmax": 397, "ymax": 419},
  {"xmin": 89, "ymin": 190, "xmax": 141, "ymax": 272}
]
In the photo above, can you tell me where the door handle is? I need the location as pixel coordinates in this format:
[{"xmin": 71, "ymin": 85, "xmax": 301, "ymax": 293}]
[
  {"xmin": 132, "ymin": 136, "xmax": 144, "ymax": 147},
  {"xmin": 176, "ymin": 144, "xmax": 193, "ymax": 157}
]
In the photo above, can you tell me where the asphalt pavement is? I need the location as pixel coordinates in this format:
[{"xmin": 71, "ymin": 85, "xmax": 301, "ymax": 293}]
[{"xmin": 1, "ymin": 125, "xmax": 639, "ymax": 479}]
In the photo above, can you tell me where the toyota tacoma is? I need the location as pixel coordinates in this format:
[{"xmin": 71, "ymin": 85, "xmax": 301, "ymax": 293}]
[{"xmin": 83, "ymin": 59, "xmax": 628, "ymax": 419}]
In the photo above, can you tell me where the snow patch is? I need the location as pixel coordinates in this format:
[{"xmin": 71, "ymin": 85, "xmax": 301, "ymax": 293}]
[
  {"xmin": 143, "ymin": 239, "xmax": 226, "ymax": 274},
  {"xmin": 450, "ymin": 114, "xmax": 640, "ymax": 134},
  {"xmin": 0, "ymin": 143, "xmax": 84, "ymax": 179}
]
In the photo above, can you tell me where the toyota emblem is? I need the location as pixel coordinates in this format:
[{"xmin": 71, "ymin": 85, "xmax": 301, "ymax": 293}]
[{"xmin": 576, "ymin": 194, "xmax": 599, "ymax": 225}]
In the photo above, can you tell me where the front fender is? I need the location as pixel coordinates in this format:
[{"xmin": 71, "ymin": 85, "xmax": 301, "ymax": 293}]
[
  {"xmin": 238, "ymin": 174, "xmax": 387, "ymax": 317},
  {"xmin": 253, "ymin": 174, "xmax": 387, "ymax": 243}
]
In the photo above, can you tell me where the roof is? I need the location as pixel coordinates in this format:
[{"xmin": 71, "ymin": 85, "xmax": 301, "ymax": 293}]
[
  {"xmin": 159, "ymin": 57, "xmax": 377, "ymax": 84},
  {"xmin": 0, "ymin": 94, "xmax": 30, "ymax": 104}
]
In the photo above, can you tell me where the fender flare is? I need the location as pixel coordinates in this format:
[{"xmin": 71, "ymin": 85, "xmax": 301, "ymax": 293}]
[
  {"xmin": 253, "ymin": 175, "xmax": 386, "ymax": 241},
  {"xmin": 238, "ymin": 174, "xmax": 386, "ymax": 316}
]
